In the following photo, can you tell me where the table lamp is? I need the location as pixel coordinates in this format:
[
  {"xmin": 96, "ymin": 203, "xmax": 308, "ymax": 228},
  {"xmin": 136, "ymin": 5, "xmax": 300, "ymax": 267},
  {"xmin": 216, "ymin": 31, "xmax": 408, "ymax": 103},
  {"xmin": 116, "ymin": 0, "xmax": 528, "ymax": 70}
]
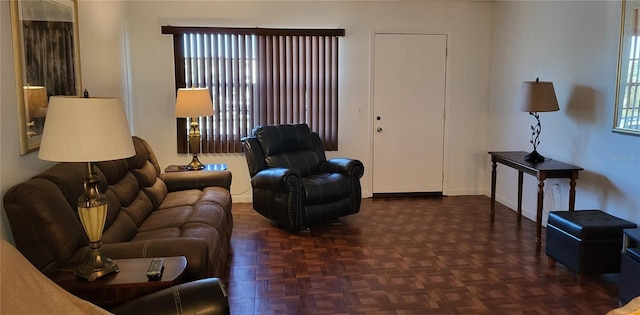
[
  {"xmin": 23, "ymin": 86, "xmax": 48, "ymax": 136},
  {"xmin": 518, "ymin": 78, "xmax": 559, "ymax": 163},
  {"xmin": 38, "ymin": 93, "xmax": 135, "ymax": 281},
  {"xmin": 175, "ymin": 87, "xmax": 214, "ymax": 170}
]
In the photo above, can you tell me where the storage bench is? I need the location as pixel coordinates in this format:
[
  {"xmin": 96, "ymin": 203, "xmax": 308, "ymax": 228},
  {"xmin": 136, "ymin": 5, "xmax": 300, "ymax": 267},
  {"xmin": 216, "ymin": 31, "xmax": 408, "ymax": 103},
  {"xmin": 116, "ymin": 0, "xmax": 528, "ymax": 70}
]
[{"xmin": 546, "ymin": 210, "xmax": 636, "ymax": 275}]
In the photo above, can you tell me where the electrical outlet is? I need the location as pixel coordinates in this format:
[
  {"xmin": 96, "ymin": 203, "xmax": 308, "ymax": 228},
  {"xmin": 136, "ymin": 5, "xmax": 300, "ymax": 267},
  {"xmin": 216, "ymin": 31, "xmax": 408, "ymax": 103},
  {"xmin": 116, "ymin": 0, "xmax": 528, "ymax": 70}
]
[{"xmin": 552, "ymin": 184, "xmax": 561, "ymax": 210}]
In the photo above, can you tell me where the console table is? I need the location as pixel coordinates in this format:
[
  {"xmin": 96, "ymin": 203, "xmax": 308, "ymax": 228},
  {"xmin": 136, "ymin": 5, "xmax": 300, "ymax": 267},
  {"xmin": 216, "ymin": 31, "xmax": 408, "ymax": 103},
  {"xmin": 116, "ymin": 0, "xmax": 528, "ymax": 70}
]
[{"xmin": 489, "ymin": 151, "xmax": 583, "ymax": 252}]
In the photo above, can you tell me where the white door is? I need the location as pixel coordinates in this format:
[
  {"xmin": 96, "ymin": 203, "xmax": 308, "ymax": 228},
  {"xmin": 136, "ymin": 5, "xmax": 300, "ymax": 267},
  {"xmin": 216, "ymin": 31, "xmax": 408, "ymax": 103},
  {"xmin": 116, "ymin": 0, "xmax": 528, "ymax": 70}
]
[{"xmin": 372, "ymin": 33, "xmax": 447, "ymax": 194}]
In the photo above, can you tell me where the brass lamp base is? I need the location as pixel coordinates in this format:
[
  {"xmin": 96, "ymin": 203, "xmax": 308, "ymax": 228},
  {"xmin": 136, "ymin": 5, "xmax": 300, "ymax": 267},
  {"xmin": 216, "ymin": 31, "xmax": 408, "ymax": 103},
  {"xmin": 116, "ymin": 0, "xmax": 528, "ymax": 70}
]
[
  {"xmin": 75, "ymin": 241, "xmax": 119, "ymax": 281},
  {"xmin": 186, "ymin": 153, "xmax": 205, "ymax": 170}
]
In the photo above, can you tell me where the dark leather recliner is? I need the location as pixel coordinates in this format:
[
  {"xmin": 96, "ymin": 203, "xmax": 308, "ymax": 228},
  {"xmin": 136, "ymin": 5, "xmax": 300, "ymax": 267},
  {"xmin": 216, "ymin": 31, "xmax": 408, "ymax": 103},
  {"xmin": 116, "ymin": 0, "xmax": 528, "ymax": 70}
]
[{"xmin": 241, "ymin": 123, "xmax": 364, "ymax": 231}]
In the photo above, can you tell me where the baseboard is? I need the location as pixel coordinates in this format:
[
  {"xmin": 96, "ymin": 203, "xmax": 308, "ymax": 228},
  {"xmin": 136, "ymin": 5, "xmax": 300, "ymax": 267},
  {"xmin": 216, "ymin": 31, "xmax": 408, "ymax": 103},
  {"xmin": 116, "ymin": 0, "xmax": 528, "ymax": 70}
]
[
  {"xmin": 231, "ymin": 194, "xmax": 252, "ymax": 203},
  {"xmin": 373, "ymin": 192, "xmax": 443, "ymax": 198}
]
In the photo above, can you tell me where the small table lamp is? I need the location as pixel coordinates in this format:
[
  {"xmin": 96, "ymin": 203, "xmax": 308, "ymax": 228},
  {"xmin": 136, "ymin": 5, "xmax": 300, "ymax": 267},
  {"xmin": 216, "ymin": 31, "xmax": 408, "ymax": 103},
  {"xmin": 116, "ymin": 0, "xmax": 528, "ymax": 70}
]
[
  {"xmin": 175, "ymin": 87, "xmax": 214, "ymax": 170},
  {"xmin": 38, "ymin": 93, "xmax": 135, "ymax": 281},
  {"xmin": 518, "ymin": 78, "xmax": 559, "ymax": 163}
]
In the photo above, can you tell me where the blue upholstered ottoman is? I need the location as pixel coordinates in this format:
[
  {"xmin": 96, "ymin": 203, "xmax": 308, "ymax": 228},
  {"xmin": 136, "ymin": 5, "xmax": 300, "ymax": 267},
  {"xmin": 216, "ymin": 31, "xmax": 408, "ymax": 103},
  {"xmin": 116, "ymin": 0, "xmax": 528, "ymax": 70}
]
[{"xmin": 546, "ymin": 210, "xmax": 636, "ymax": 275}]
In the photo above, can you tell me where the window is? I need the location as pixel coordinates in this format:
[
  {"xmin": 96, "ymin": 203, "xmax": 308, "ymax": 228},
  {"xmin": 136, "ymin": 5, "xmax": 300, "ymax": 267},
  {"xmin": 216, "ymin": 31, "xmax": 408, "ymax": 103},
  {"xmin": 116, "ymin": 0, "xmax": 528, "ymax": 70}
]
[
  {"xmin": 619, "ymin": 33, "xmax": 640, "ymax": 130},
  {"xmin": 615, "ymin": 4, "xmax": 640, "ymax": 135},
  {"xmin": 162, "ymin": 26, "xmax": 345, "ymax": 153}
]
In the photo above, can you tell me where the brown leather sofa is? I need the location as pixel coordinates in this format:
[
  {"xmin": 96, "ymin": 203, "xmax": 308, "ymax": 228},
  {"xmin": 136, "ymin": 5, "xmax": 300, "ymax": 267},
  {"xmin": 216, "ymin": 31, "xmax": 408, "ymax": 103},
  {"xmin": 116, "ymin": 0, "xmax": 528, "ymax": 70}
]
[{"xmin": 3, "ymin": 136, "xmax": 233, "ymax": 282}]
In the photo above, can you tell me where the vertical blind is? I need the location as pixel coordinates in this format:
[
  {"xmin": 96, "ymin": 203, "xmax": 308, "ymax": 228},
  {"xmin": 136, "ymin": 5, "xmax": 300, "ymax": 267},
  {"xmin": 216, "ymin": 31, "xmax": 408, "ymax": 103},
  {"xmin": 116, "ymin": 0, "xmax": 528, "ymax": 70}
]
[{"xmin": 162, "ymin": 26, "xmax": 345, "ymax": 153}]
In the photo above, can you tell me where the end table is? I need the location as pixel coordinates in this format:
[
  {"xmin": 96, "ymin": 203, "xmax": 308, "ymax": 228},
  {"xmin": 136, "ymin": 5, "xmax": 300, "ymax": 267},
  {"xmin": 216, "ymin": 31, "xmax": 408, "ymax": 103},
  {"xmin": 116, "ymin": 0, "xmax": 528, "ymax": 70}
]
[
  {"xmin": 49, "ymin": 256, "xmax": 187, "ymax": 308},
  {"xmin": 165, "ymin": 163, "xmax": 228, "ymax": 172}
]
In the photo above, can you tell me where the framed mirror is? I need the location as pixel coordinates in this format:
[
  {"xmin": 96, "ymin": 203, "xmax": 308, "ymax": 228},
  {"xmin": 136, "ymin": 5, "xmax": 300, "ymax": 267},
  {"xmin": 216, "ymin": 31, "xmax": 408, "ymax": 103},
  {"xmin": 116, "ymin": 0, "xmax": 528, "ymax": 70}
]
[
  {"xmin": 10, "ymin": 0, "xmax": 82, "ymax": 154},
  {"xmin": 615, "ymin": 0, "xmax": 640, "ymax": 136}
]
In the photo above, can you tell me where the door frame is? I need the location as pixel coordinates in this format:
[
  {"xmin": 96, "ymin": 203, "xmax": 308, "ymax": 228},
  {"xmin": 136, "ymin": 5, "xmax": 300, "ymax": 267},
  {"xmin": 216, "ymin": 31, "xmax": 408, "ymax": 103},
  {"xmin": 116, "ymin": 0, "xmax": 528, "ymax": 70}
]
[{"xmin": 368, "ymin": 29, "xmax": 452, "ymax": 196}]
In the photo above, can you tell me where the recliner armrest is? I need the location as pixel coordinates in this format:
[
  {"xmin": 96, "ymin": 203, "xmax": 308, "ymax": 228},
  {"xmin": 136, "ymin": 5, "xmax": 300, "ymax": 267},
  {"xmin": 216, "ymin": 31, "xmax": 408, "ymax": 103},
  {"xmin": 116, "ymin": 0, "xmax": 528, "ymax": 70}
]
[
  {"xmin": 110, "ymin": 278, "xmax": 230, "ymax": 315},
  {"xmin": 251, "ymin": 168, "xmax": 300, "ymax": 190},
  {"xmin": 320, "ymin": 158, "xmax": 364, "ymax": 178},
  {"xmin": 160, "ymin": 170, "xmax": 232, "ymax": 192}
]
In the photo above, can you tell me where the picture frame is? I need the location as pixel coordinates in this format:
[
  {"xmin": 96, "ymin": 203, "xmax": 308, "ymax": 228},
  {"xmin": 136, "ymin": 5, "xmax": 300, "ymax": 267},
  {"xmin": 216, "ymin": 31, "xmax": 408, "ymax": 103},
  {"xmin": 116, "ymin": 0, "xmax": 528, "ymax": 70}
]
[{"xmin": 10, "ymin": 0, "xmax": 82, "ymax": 154}]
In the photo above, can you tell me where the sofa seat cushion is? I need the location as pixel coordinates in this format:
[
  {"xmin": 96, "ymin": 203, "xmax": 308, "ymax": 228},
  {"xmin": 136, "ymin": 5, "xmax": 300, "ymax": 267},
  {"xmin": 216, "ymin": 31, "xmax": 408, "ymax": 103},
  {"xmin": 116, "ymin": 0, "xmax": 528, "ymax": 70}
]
[
  {"xmin": 302, "ymin": 173, "xmax": 351, "ymax": 204},
  {"xmin": 159, "ymin": 187, "xmax": 233, "ymax": 232},
  {"xmin": 131, "ymin": 187, "xmax": 233, "ymax": 277}
]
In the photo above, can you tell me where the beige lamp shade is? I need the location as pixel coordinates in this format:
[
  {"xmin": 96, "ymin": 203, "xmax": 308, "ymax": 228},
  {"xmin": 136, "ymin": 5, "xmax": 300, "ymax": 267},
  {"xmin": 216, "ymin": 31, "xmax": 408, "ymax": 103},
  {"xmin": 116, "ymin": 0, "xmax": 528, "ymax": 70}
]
[
  {"xmin": 24, "ymin": 86, "xmax": 48, "ymax": 119},
  {"xmin": 175, "ymin": 88, "xmax": 214, "ymax": 118},
  {"xmin": 38, "ymin": 96, "xmax": 135, "ymax": 162},
  {"xmin": 518, "ymin": 79, "xmax": 560, "ymax": 113}
]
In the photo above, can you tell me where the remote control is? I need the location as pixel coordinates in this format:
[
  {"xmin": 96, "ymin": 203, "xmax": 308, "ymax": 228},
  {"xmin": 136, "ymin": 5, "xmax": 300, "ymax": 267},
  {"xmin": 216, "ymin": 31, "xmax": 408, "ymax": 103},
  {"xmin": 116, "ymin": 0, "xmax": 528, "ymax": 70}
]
[{"xmin": 146, "ymin": 258, "xmax": 164, "ymax": 280}]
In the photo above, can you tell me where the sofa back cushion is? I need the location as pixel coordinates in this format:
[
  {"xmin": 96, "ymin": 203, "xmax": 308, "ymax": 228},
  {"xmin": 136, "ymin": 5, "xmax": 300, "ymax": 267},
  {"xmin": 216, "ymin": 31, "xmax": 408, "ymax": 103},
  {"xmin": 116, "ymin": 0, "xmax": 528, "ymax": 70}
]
[
  {"xmin": 254, "ymin": 124, "xmax": 325, "ymax": 177},
  {"xmin": 96, "ymin": 137, "xmax": 167, "ymax": 244}
]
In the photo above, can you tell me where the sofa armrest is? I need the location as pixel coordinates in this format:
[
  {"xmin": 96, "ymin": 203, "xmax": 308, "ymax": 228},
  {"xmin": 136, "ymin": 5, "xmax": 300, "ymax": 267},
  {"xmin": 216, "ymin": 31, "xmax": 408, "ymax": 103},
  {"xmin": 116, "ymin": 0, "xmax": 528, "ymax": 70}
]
[
  {"xmin": 251, "ymin": 168, "xmax": 300, "ymax": 190},
  {"xmin": 110, "ymin": 278, "xmax": 229, "ymax": 315},
  {"xmin": 160, "ymin": 170, "xmax": 232, "ymax": 192},
  {"xmin": 320, "ymin": 158, "xmax": 364, "ymax": 178},
  {"xmin": 98, "ymin": 238, "xmax": 209, "ymax": 281}
]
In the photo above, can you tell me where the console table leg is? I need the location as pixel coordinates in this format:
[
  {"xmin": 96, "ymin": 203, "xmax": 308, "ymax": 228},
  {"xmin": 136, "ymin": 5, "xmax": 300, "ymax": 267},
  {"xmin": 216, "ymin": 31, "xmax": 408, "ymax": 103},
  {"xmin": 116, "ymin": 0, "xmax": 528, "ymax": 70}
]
[
  {"xmin": 517, "ymin": 171, "xmax": 523, "ymax": 224},
  {"xmin": 491, "ymin": 160, "xmax": 497, "ymax": 223},
  {"xmin": 569, "ymin": 173, "xmax": 578, "ymax": 212},
  {"xmin": 536, "ymin": 178, "xmax": 545, "ymax": 252}
]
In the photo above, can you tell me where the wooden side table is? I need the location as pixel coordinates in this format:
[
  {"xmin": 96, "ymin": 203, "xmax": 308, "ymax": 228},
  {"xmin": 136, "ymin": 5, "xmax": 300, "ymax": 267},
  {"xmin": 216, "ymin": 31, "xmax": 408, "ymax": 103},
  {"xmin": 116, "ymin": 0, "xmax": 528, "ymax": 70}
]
[
  {"xmin": 165, "ymin": 163, "xmax": 228, "ymax": 172},
  {"xmin": 49, "ymin": 256, "xmax": 187, "ymax": 308}
]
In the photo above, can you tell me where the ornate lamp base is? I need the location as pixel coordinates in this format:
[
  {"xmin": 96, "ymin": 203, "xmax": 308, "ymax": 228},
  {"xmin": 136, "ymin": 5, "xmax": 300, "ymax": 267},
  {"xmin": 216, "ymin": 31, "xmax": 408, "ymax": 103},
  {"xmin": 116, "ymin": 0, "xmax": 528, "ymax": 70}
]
[
  {"xmin": 186, "ymin": 153, "xmax": 205, "ymax": 170},
  {"xmin": 75, "ymin": 241, "xmax": 119, "ymax": 281},
  {"xmin": 524, "ymin": 150, "xmax": 545, "ymax": 163}
]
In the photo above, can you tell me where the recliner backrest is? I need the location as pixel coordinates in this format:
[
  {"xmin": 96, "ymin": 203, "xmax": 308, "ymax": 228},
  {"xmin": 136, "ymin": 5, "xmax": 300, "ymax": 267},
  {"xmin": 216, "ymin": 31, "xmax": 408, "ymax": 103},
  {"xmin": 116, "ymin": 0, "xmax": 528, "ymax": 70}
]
[{"xmin": 253, "ymin": 124, "xmax": 325, "ymax": 177}]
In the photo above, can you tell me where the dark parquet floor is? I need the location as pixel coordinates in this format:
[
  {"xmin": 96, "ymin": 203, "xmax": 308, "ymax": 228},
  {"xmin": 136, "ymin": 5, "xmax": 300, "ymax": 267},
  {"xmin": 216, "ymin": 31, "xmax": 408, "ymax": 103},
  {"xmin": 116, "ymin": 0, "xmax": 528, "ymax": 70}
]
[{"xmin": 223, "ymin": 196, "xmax": 620, "ymax": 314}]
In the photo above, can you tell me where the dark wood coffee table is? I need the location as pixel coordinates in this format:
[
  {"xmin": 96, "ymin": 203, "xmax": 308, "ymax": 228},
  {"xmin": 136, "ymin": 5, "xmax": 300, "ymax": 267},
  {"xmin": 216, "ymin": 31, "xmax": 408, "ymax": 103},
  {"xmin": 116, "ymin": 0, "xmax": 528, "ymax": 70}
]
[{"xmin": 49, "ymin": 256, "xmax": 187, "ymax": 308}]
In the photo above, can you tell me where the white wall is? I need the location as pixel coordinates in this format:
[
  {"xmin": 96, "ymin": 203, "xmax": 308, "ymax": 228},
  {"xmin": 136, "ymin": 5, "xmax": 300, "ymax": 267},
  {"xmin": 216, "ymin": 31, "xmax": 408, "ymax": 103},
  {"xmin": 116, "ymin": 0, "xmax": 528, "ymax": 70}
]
[
  {"xmin": 124, "ymin": 0, "xmax": 494, "ymax": 202},
  {"xmin": 1, "ymin": 0, "xmax": 55, "ymax": 242},
  {"xmin": 489, "ymin": 1, "xmax": 640, "ymax": 225}
]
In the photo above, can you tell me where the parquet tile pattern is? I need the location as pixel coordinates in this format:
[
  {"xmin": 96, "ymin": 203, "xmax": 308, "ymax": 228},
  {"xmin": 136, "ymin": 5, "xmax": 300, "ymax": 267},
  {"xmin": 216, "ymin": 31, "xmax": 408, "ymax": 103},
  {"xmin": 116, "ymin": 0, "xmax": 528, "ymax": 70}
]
[{"xmin": 224, "ymin": 196, "xmax": 619, "ymax": 314}]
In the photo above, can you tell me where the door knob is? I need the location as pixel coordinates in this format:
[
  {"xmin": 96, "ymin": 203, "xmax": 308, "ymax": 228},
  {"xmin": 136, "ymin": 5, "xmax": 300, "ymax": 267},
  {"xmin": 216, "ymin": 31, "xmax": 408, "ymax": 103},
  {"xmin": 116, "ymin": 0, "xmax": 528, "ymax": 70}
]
[{"xmin": 377, "ymin": 127, "xmax": 383, "ymax": 132}]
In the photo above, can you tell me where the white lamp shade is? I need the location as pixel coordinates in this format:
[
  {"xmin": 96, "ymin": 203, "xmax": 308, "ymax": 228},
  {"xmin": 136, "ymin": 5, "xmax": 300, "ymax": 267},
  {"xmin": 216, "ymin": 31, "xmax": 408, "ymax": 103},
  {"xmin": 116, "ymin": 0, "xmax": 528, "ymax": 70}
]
[
  {"xmin": 518, "ymin": 80, "xmax": 560, "ymax": 113},
  {"xmin": 175, "ymin": 88, "xmax": 214, "ymax": 118},
  {"xmin": 38, "ymin": 97, "xmax": 135, "ymax": 162}
]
